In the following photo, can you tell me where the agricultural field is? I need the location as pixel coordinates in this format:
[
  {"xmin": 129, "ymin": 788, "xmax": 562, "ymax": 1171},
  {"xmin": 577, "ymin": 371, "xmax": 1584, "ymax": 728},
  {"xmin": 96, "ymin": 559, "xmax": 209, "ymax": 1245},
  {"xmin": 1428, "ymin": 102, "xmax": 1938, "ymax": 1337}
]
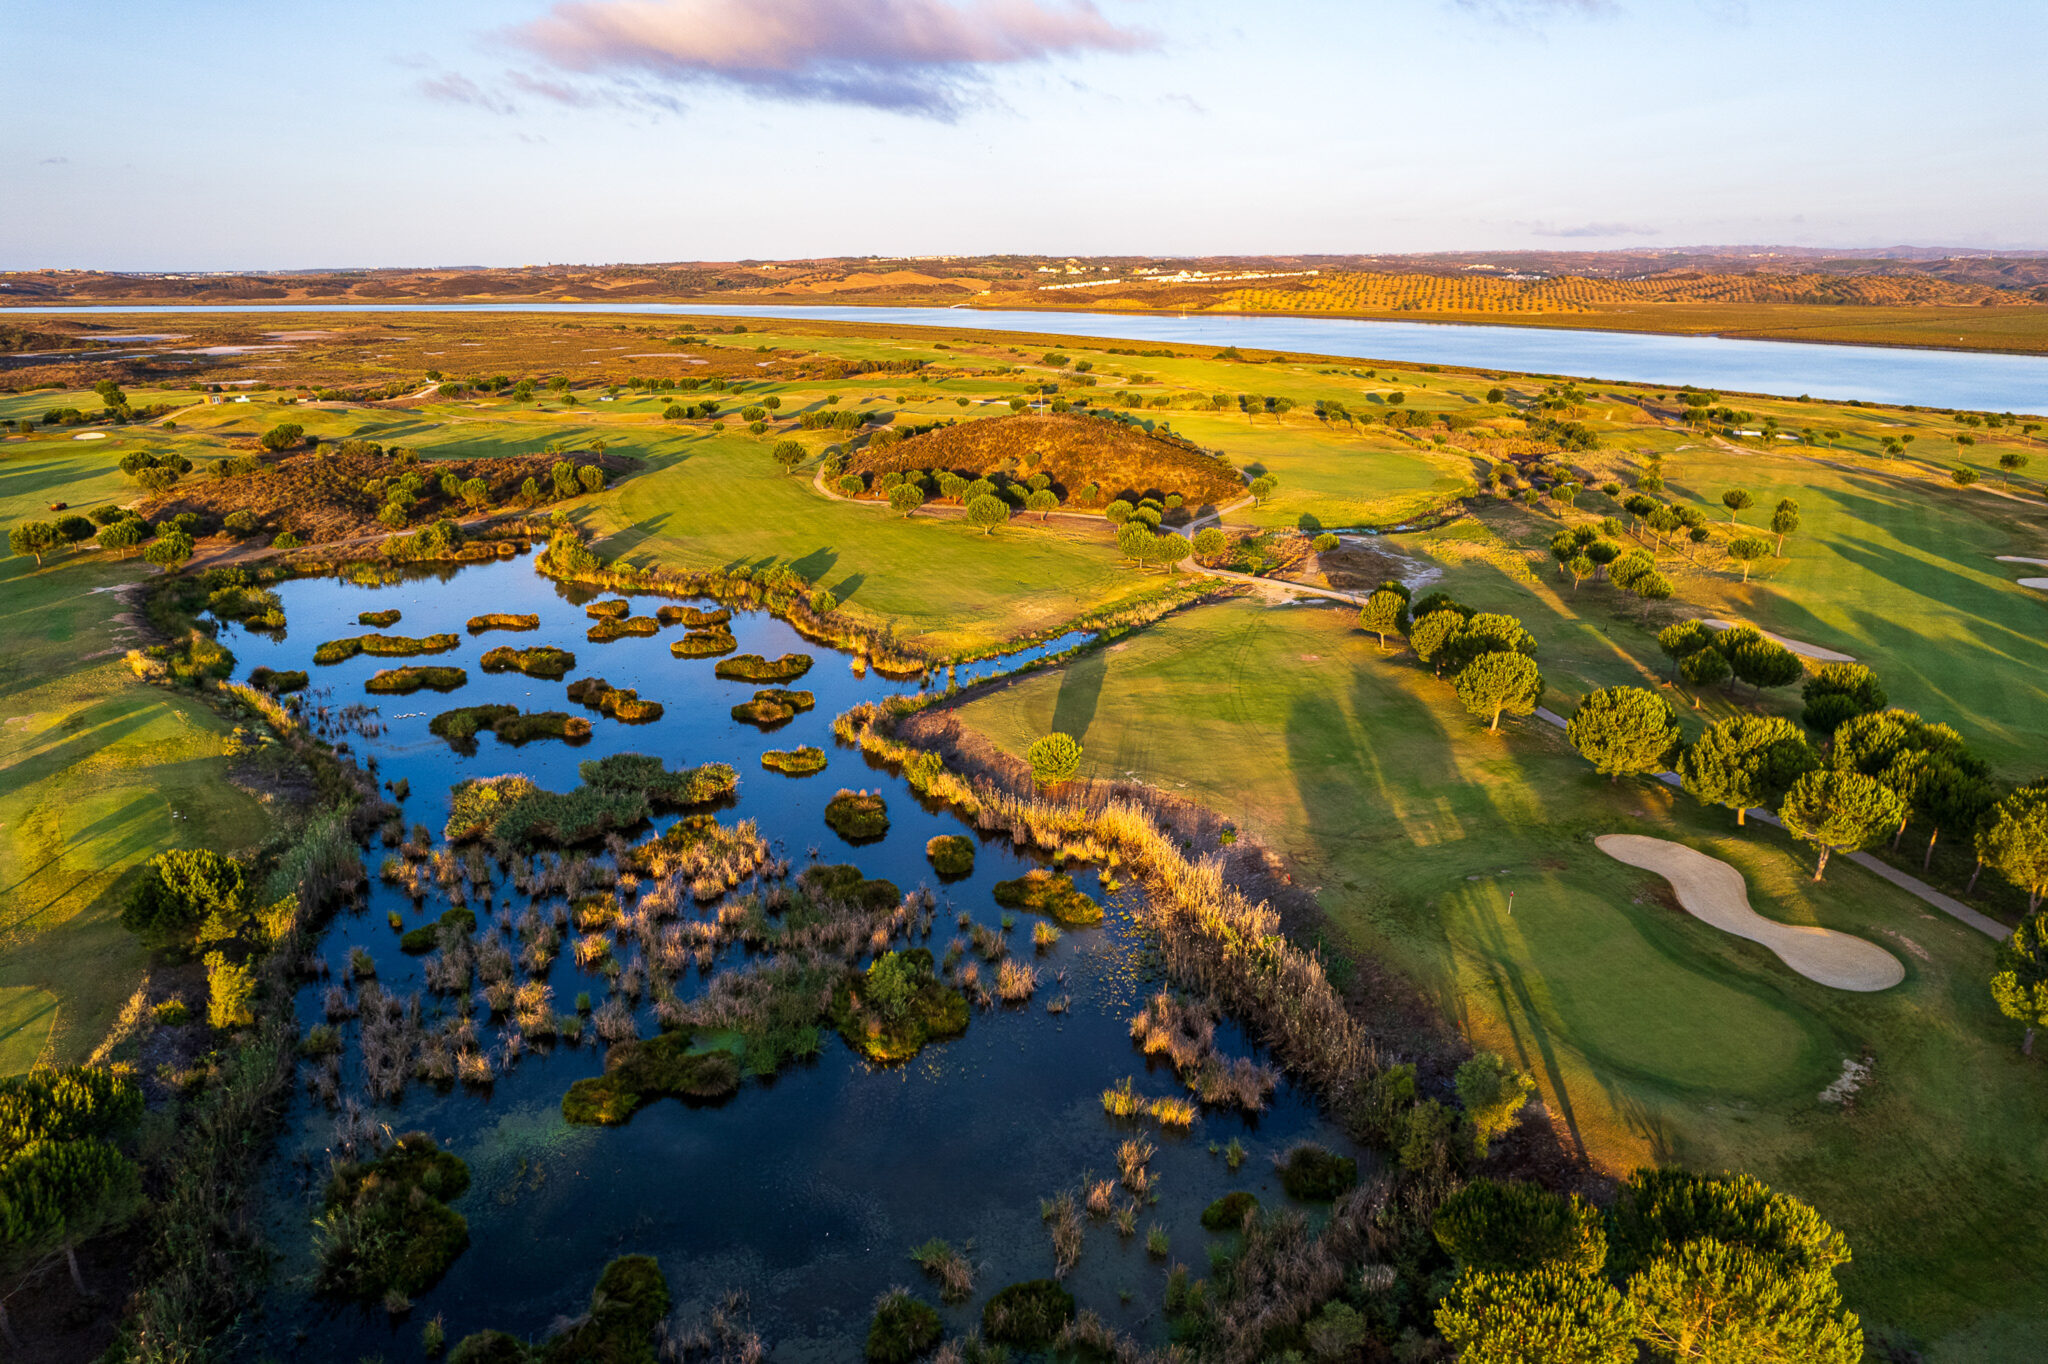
[{"xmin": 951, "ymin": 600, "xmax": 2048, "ymax": 1360}]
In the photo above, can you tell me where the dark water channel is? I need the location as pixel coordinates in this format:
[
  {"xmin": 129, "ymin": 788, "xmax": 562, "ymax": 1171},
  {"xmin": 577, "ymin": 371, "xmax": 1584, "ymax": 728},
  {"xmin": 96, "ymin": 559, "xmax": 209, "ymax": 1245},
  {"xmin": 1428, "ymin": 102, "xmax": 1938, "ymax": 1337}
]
[{"xmin": 222, "ymin": 554, "xmax": 1343, "ymax": 1361}]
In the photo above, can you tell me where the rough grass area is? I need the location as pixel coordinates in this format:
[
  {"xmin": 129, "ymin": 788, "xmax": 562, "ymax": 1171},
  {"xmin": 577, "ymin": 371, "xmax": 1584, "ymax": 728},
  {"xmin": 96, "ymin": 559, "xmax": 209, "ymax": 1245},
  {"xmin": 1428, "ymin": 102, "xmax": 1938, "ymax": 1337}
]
[
  {"xmin": 851, "ymin": 412, "xmax": 1245, "ymax": 508},
  {"xmin": 951, "ymin": 599, "xmax": 2048, "ymax": 1357}
]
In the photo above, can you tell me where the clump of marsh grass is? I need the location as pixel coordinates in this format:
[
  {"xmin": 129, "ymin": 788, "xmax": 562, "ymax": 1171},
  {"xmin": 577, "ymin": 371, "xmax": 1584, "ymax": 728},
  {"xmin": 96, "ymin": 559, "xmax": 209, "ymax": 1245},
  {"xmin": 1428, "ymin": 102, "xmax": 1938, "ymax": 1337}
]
[
  {"xmin": 1084, "ymin": 1178, "xmax": 1117, "ymax": 1220},
  {"xmin": 996, "ymin": 959, "xmax": 1039, "ymax": 1003},
  {"xmin": 1032, "ymin": 921, "xmax": 1061, "ymax": 952},
  {"xmin": 1116, "ymin": 1138, "xmax": 1154, "ymax": 1192},
  {"xmin": 909, "ymin": 1238, "xmax": 976, "ymax": 1304},
  {"xmin": 1039, "ymin": 1191, "xmax": 1084, "ymax": 1279}
]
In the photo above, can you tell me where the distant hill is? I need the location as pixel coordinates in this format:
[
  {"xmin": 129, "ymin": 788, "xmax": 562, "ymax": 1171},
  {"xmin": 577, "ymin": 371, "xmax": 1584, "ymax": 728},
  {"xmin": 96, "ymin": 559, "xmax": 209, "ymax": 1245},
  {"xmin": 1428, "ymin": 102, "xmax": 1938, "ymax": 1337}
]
[{"xmin": 848, "ymin": 414, "xmax": 1243, "ymax": 508}]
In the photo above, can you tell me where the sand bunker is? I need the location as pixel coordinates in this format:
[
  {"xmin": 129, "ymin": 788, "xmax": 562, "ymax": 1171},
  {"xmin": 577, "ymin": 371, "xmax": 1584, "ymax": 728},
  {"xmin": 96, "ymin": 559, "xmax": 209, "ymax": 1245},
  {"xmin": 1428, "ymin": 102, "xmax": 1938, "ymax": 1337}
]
[
  {"xmin": 1703, "ymin": 620, "xmax": 1855, "ymax": 663},
  {"xmin": 2018, "ymin": 579, "xmax": 2048, "ymax": 592},
  {"xmin": 1994, "ymin": 556, "xmax": 2048, "ymax": 568},
  {"xmin": 1596, "ymin": 834, "xmax": 1903, "ymax": 991}
]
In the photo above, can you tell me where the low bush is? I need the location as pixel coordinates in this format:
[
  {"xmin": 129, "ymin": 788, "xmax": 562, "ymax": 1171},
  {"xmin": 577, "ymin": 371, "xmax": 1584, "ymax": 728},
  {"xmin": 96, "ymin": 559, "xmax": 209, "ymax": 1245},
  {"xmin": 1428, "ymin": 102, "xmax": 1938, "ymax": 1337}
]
[
  {"xmin": 655, "ymin": 603, "xmax": 730, "ymax": 627},
  {"xmin": 314, "ymin": 1133, "xmax": 470, "ymax": 1301},
  {"xmin": 761, "ymin": 746, "xmax": 828, "ymax": 776},
  {"xmin": 671, "ymin": 625, "xmax": 738, "ymax": 658},
  {"xmin": 991, "ymin": 869, "xmax": 1103, "ymax": 926},
  {"xmin": 247, "ymin": 666, "xmax": 308, "ymax": 693},
  {"xmin": 479, "ymin": 644, "xmax": 576, "ymax": 678},
  {"xmin": 365, "ymin": 665, "xmax": 467, "ymax": 694},
  {"xmin": 825, "ymin": 789, "xmax": 890, "ymax": 840},
  {"xmin": 314, "ymin": 632, "xmax": 459, "ymax": 665},
  {"xmin": 561, "ymin": 1030, "xmax": 743, "ymax": 1124},
  {"xmin": 981, "ymin": 1278, "xmax": 1076, "ymax": 1349},
  {"xmin": 866, "ymin": 1288, "xmax": 942, "ymax": 1364},
  {"xmin": 587, "ymin": 615, "xmax": 660, "ymax": 642},
  {"xmin": 401, "ymin": 906, "xmax": 478, "ymax": 954},
  {"xmin": 466, "ymin": 612, "xmax": 540, "ymax": 633},
  {"xmin": 799, "ymin": 863, "xmax": 901, "ymax": 912},
  {"xmin": 1201, "ymin": 1190, "xmax": 1260, "ymax": 1231},
  {"xmin": 1275, "ymin": 1141, "xmax": 1358, "ymax": 1201},
  {"xmin": 925, "ymin": 834, "xmax": 975, "ymax": 877},
  {"xmin": 715, "ymin": 652, "xmax": 814, "ymax": 683},
  {"xmin": 833, "ymin": 949, "xmax": 970, "ymax": 1063},
  {"xmin": 429, "ymin": 706, "xmax": 592, "ymax": 750},
  {"xmin": 565, "ymin": 676, "xmax": 664, "ymax": 723}
]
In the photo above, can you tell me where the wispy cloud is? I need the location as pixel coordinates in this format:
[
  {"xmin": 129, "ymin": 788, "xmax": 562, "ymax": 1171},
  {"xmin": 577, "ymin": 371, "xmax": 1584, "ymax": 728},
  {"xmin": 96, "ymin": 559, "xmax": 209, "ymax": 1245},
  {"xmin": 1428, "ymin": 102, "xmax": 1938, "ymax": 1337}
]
[
  {"xmin": 39, "ymin": 156, "xmax": 68, "ymax": 165},
  {"xmin": 501, "ymin": 0, "xmax": 1157, "ymax": 119},
  {"xmin": 1451, "ymin": 0, "xmax": 1618, "ymax": 26},
  {"xmin": 419, "ymin": 72, "xmax": 520, "ymax": 115},
  {"xmin": 1531, "ymin": 221, "xmax": 1660, "ymax": 238}
]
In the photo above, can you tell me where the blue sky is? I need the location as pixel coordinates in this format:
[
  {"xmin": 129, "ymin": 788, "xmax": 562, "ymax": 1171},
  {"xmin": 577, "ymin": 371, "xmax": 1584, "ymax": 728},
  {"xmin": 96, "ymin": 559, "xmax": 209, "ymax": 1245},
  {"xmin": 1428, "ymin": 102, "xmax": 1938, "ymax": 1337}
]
[{"xmin": 2, "ymin": 0, "xmax": 2042, "ymax": 269}]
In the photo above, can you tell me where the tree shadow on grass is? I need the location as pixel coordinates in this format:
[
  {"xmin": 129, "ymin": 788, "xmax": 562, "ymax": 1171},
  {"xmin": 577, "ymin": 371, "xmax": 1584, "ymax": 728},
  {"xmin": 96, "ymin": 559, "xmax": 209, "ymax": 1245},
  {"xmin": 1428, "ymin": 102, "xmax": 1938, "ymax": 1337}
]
[{"xmin": 1049, "ymin": 650, "xmax": 1105, "ymax": 743}]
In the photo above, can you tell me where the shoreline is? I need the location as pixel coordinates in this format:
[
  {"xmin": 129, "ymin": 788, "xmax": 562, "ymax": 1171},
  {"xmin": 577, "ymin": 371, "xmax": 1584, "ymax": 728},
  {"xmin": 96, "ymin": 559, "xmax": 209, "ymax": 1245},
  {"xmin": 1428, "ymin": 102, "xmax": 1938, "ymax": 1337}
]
[{"xmin": 9, "ymin": 295, "xmax": 2048, "ymax": 360}]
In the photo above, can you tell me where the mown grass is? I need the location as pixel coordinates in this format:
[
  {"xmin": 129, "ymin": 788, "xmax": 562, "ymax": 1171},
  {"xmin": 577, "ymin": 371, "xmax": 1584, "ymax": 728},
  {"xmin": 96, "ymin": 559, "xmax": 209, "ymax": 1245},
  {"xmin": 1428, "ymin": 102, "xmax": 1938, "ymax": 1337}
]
[
  {"xmin": 0, "ymin": 466, "xmax": 268, "ymax": 1073},
  {"xmin": 951, "ymin": 599, "xmax": 2048, "ymax": 1359}
]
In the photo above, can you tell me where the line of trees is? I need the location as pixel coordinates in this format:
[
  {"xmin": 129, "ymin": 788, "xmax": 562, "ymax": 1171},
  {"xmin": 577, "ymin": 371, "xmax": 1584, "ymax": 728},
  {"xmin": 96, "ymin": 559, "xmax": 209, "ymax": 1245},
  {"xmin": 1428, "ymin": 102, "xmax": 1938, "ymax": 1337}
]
[{"xmin": 1359, "ymin": 587, "xmax": 1545, "ymax": 733}]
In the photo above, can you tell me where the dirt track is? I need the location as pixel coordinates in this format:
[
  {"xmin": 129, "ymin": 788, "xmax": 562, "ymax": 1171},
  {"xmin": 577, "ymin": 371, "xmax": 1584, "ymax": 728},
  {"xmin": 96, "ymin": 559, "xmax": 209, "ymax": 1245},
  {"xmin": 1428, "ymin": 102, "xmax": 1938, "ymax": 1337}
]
[{"xmin": 1596, "ymin": 834, "xmax": 1904, "ymax": 991}]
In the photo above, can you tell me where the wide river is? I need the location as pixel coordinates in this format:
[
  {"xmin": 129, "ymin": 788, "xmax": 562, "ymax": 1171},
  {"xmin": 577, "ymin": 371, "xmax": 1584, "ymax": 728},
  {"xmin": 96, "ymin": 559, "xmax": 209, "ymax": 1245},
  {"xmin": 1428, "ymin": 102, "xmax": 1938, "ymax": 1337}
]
[{"xmin": 16, "ymin": 302, "xmax": 2048, "ymax": 412}]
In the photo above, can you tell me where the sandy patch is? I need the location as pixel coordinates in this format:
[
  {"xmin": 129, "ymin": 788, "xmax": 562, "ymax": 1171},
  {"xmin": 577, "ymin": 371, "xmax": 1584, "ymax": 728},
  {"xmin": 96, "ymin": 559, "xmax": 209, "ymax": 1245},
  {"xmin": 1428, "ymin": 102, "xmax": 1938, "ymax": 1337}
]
[
  {"xmin": 1596, "ymin": 834, "xmax": 1903, "ymax": 991},
  {"xmin": 72, "ymin": 431, "xmax": 107, "ymax": 440},
  {"xmin": 1703, "ymin": 620, "xmax": 1855, "ymax": 663},
  {"xmin": 2017, "ymin": 578, "xmax": 2048, "ymax": 592},
  {"xmin": 1994, "ymin": 556, "xmax": 2048, "ymax": 567}
]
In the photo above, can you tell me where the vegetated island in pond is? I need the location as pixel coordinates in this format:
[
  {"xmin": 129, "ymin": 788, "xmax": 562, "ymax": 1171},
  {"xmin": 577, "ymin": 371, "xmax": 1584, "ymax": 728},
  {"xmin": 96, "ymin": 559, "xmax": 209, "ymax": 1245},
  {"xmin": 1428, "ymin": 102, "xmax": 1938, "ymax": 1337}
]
[
  {"xmin": 365, "ymin": 665, "xmax": 466, "ymax": 694},
  {"xmin": 479, "ymin": 644, "xmax": 576, "ymax": 678},
  {"xmin": 761, "ymin": 746, "xmax": 827, "ymax": 775},
  {"xmin": 715, "ymin": 652, "xmax": 814, "ymax": 683},
  {"xmin": 427, "ymin": 706, "xmax": 592, "ymax": 751},
  {"xmin": 565, "ymin": 676, "xmax": 663, "ymax": 722}
]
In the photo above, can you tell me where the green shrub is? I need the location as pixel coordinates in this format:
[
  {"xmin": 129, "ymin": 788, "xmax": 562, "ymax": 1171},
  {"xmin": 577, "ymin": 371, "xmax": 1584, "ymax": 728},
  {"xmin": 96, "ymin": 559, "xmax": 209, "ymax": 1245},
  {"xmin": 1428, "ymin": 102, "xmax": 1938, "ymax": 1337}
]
[
  {"xmin": 715, "ymin": 652, "xmax": 814, "ymax": 683},
  {"xmin": 824, "ymin": 789, "xmax": 890, "ymax": 840},
  {"xmin": 761, "ymin": 746, "xmax": 828, "ymax": 776},
  {"xmin": 1276, "ymin": 1142, "xmax": 1358, "ymax": 1200},
  {"xmin": 122, "ymin": 848, "xmax": 247, "ymax": 947},
  {"xmin": 314, "ymin": 1133, "xmax": 470, "ymax": 1301},
  {"xmin": 401, "ymin": 907, "xmax": 478, "ymax": 954},
  {"xmin": 991, "ymin": 870, "xmax": 1102, "ymax": 926},
  {"xmin": 865, "ymin": 1289, "xmax": 942, "ymax": 1364},
  {"xmin": 479, "ymin": 645, "xmax": 576, "ymax": 678},
  {"xmin": 466, "ymin": 613, "xmax": 540, "ymax": 633},
  {"xmin": 671, "ymin": 625, "xmax": 739, "ymax": 658},
  {"xmin": 799, "ymin": 864, "xmax": 901, "ymax": 912},
  {"xmin": 925, "ymin": 834, "xmax": 975, "ymax": 877},
  {"xmin": 562, "ymin": 1031, "xmax": 743, "ymax": 1124},
  {"xmin": 981, "ymin": 1279, "xmax": 1075, "ymax": 1349},
  {"xmin": 1201, "ymin": 1190, "xmax": 1259, "ymax": 1231},
  {"xmin": 365, "ymin": 666, "xmax": 468, "ymax": 694},
  {"xmin": 832, "ymin": 949, "xmax": 968, "ymax": 1064},
  {"xmin": 1433, "ymin": 1177, "xmax": 1608, "ymax": 1275},
  {"xmin": 246, "ymin": 667, "xmax": 308, "ymax": 693}
]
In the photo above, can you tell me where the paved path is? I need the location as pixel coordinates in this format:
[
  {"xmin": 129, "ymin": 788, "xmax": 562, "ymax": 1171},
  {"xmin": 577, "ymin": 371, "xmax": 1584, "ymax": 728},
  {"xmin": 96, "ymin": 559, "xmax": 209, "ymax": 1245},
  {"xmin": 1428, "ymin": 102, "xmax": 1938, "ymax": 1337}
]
[
  {"xmin": 1703, "ymin": 619, "xmax": 1856, "ymax": 663},
  {"xmin": 1531, "ymin": 708, "xmax": 2007, "ymax": 941}
]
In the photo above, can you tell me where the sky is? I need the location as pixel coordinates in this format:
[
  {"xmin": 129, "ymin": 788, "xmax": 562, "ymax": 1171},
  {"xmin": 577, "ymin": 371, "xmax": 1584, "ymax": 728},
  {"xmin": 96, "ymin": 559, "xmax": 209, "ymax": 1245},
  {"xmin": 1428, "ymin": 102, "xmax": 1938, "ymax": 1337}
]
[{"xmin": 2, "ymin": 0, "xmax": 2043, "ymax": 270}]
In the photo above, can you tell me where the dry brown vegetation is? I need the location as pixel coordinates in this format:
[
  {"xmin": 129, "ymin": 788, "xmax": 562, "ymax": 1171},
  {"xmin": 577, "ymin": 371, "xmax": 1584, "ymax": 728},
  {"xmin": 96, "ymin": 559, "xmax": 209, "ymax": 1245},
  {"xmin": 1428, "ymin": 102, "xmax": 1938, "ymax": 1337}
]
[
  {"xmin": 850, "ymin": 413, "xmax": 1243, "ymax": 507},
  {"xmin": 139, "ymin": 448, "xmax": 616, "ymax": 545}
]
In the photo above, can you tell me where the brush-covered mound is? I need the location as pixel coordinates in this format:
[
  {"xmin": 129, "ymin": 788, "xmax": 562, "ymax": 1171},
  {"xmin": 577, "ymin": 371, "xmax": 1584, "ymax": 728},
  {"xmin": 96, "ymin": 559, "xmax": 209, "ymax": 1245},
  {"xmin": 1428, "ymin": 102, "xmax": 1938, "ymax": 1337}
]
[{"xmin": 849, "ymin": 414, "xmax": 1242, "ymax": 508}]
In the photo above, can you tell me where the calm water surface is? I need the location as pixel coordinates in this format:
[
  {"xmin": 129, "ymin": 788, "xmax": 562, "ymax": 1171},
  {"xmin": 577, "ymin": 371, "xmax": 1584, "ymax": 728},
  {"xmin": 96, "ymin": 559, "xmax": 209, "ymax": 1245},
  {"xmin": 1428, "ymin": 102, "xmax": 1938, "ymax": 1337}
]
[
  {"xmin": 223, "ymin": 555, "xmax": 1338, "ymax": 1360},
  {"xmin": 18, "ymin": 302, "xmax": 2048, "ymax": 411}
]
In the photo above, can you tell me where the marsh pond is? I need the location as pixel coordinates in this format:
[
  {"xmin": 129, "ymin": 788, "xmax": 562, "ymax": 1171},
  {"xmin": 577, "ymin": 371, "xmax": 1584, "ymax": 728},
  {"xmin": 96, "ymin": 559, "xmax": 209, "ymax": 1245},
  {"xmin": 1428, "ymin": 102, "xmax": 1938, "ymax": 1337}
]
[{"xmin": 220, "ymin": 552, "xmax": 1348, "ymax": 1359}]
